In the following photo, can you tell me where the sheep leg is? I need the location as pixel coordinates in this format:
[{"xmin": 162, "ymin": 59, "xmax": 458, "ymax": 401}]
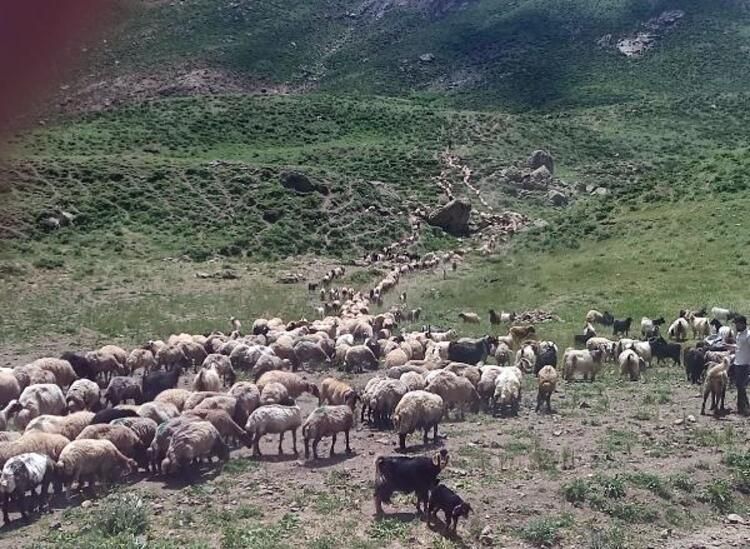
[
  {"xmin": 546, "ymin": 393, "xmax": 552, "ymax": 413},
  {"xmin": 253, "ymin": 437, "xmax": 262, "ymax": 457},
  {"xmin": 329, "ymin": 434, "xmax": 336, "ymax": 457},
  {"xmin": 345, "ymin": 430, "xmax": 351, "ymax": 454},
  {"xmin": 399, "ymin": 433, "xmax": 407, "ymax": 451},
  {"xmin": 278, "ymin": 432, "xmax": 285, "ymax": 455},
  {"xmin": 2, "ymin": 493, "xmax": 9, "ymax": 523},
  {"xmin": 292, "ymin": 429, "xmax": 298, "ymax": 455},
  {"xmin": 433, "ymin": 423, "xmax": 439, "ymax": 442},
  {"xmin": 304, "ymin": 437, "xmax": 310, "ymax": 459},
  {"xmin": 535, "ymin": 391, "xmax": 542, "ymax": 413},
  {"xmin": 312, "ymin": 438, "xmax": 320, "ymax": 460},
  {"xmin": 18, "ymin": 491, "xmax": 27, "ymax": 520},
  {"xmin": 701, "ymin": 391, "xmax": 710, "ymax": 415}
]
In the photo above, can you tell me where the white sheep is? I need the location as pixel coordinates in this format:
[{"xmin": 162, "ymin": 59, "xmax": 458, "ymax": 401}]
[
  {"xmin": 11, "ymin": 384, "xmax": 66, "ymax": 430},
  {"xmin": 125, "ymin": 349, "xmax": 157, "ymax": 374},
  {"xmin": 161, "ymin": 421, "xmax": 229, "ymax": 474},
  {"xmin": 426, "ymin": 372, "xmax": 478, "ymax": 420},
  {"xmin": 536, "ymin": 365, "xmax": 557, "ymax": 413},
  {"xmin": 25, "ymin": 411, "xmax": 94, "ymax": 440},
  {"xmin": 0, "ymin": 373, "xmax": 20, "ymax": 408},
  {"xmin": 618, "ymin": 349, "xmax": 643, "ymax": 382},
  {"xmin": 260, "ymin": 382, "xmax": 292, "ymax": 406},
  {"xmin": 492, "ymin": 367, "xmax": 522, "ymax": 416},
  {"xmin": 668, "ymin": 317, "xmax": 689, "ymax": 342},
  {"xmin": 137, "ymin": 401, "xmax": 179, "ymax": 424},
  {"xmin": 192, "ymin": 366, "xmax": 222, "ymax": 393},
  {"xmin": 154, "ymin": 388, "xmax": 192, "ymax": 412},
  {"xmin": 28, "ymin": 358, "xmax": 77, "ymax": 388},
  {"xmin": 400, "ymin": 371, "xmax": 426, "ymax": 392},
  {"xmin": 65, "ymin": 379, "xmax": 100, "ymax": 412},
  {"xmin": 494, "ymin": 342, "xmax": 512, "ymax": 366},
  {"xmin": 702, "ymin": 359, "xmax": 729, "ymax": 416},
  {"xmin": 586, "ymin": 337, "xmax": 615, "ymax": 362},
  {"xmin": 366, "ymin": 379, "xmax": 408, "ymax": 426},
  {"xmin": 562, "ymin": 349, "xmax": 603, "ymax": 382},
  {"xmin": 244, "ymin": 404, "xmax": 302, "ymax": 456},
  {"xmin": 458, "ymin": 312, "xmax": 481, "ymax": 324},
  {"xmin": 392, "ymin": 390, "xmax": 444, "ymax": 451},
  {"xmin": 302, "ymin": 405, "xmax": 354, "ymax": 459}
]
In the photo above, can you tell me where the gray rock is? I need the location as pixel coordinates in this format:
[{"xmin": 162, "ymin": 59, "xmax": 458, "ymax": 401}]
[
  {"xmin": 427, "ymin": 199, "xmax": 472, "ymax": 236},
  {"xmin": 527, "ymin": 149, "xmax": 555, "ymax": 174},
  {"xmin": 591, "ymin": 187, "xmax": 609, "ymax": 196},
  {"xmin": 280, "ymin": 171, "xmax": 318, "ymax": 193},
  {"xmin": 547, "ymin": 189, "xmax": 568, "ymax": 207},
  {"xmin": 727, "ymin": 513, "xmax": 744, "ymax": 524},
  {"xmin": 419, "ymin": 53, "xmax": 435, "ymax": 63}
]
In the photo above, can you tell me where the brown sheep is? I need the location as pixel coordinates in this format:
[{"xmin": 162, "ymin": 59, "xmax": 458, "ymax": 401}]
[
  {"xmin": 183, "ymin": 408, "xmax": 250, "ymax": 446},
  {"xmin": 154, "ymin": 388, "xmax": 192, "ymax": 412},
  {"xmin": 56, "ymin": 439, "xmax": 136, "ymax": 497},
  {"xmin": 256, "ymin": 371, "xmax": 319, "ymax": 400},
  {"xmin": 76, "ymin": 423, "xmax": 148, "ymax": 469},
  {"xmin": 319, "ymin": 378, "xmax": 358, "ymax": 410},
  {"xmin": 536, "ymin": 365, "xmax": 558, "ymax": 414},
  {"xmin": 0, "ymin": 432, "xmax": 70, "ymax": 469},
  {"xmin": 508, "ymin": 325, "xmax": 537, "ymax": 349},
  {"xmin": 25, "ymin": 411, "xmax": 94, "ymax": 440},
  {"xmin": 28, "ymin": 358, "xmax": 78, "ymax": 388}
]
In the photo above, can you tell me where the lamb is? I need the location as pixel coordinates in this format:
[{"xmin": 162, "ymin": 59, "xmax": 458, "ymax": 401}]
[
  {"xmin": 400, "ymin": 371, "xmax": 427, "ymax": 392},
  {"xmin": 103, "ymin": 376, "xmax": 144, "ymax": 407},
  {"xmin": 0, "ymin": 433, "xmax": 69, "ymax": 470},
  {"xmin": 28, "ymin": 358, "xmax": 77, "ymax": 388},
  {"xmin": 493, "ymin": 367, "xmax": 522, "ymax": 416},
  {"xmin": 458, "ymin": 312, "xmax": 481, "ymax": 324},
  {"xmin": 260, "ymin": 382, "xmax": 293, "ymax": 406},
  {"xmin": 0, "ymin": 453, "xmax": 56, "ymax": 523},
  {"xmin": 427, "ymin": 328, "xmax": 457, "ymax": 343},
  {"xmin": 142, "ymin": 364, "xmax": 182, "ymax": 402},
  {"xmin": 65, "ymin": 379, "xmax": 100, "ymax": 412},
  {"xmin": 154, "ymin": 388, "xmax": 192, "ymax": 412},
  {"xmin": 318, "ymin": 378, "xmax": 358, "ymax": 409},
  {"xmin": 192, "ymin": 366, "xmax": 222, "ymax": 393},
  {"xmin": 610, "ymin": 317, "xmax": 632, "ymax": 337},
  {"xmin": 536, "ymin": 365, "xmax": 558, "ymax": 413},
  {"xmin": 366, "ymin": 379, "xmax": 408, "ymax": 426},
  {"xmin": 25, "ymin": 411, "xmax": 94, "ymax": 440},
  {"xmin": 182, "ymin": 408, "xmax": 249, "ymax": 447},
  {"xmin": 244, "ymin": 404, "xmax": 302, "ymax": 456},
  {"xmin": 373, "ymin": 449, "xmax": 449, "ymax": 516},
  {"xmin": 125, "ymin": 349, "xmax": 157, "ymax": 374},
  {"xmin": 56, "ymin": 439, "xmax": 137, "ymax": 497},
  {"xmin": 110, "ymin": 417, "xmax": 158, "ymax": 448},
  {"xmin": 668, "ymin": 317, "xmax": 689, "ymax": 342},
  {"xmin": 201, "ymin": 354, "xmax": 235, "ymax": 386},
  {"xmin": 11, "ymin": 384, "xmax": 66, "ymax": 430},
  {"xmin": 138, "ymin": 401, "xmax": 179, "ymax": 424},
  {"xmin": 426, "ymin": 372, "xmax": 478, "ymax": 420},
  {"xmin": 562, "ymin": 349, "xmax": 603, "ymax": 382},
  {"xmin": 684, "ymin": 346, "xmax": 708, "ymax": 384},
  {"xmin": 76, "ymin": 423, "xmax": 148, "ymax": 469},
  {"xmin": 701, "ymin": 360, "xmax": 729, "ymax": 416},
  {"xmin": 392, "ymin": 390, "xmax": 444, "ymax": 451},
  {"xmin": 427, "ymin": 483, "xmax": 472, "ymax": 533},
  {"xmin": 586, "ymin": 337, "xmax": 615, "ymax": 362},
  {"xmin": 256, "ymin": 371, "xmax": 319, "ymax": 400},
  {"xmin": 302, "ymin": 405, "xmax": 354, "ymax": 459},
  {"xmin": 91, "ymin": 408, "xmax": 139, "ymax": 424},
  {"xmin": 619, "ymin": 349, "xmax": 643, "ymax": 382},
  {"xmin": 0, "ymin": 373, "xmax": 20, "ymax": 408}
]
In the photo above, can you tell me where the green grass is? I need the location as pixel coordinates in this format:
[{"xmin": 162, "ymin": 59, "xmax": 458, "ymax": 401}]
[{"xmin": 520, "ymin": 513, "xmax": 573, "ymax": 547}]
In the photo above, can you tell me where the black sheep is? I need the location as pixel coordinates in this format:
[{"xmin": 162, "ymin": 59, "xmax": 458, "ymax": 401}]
[
  {"xmin": 573, "ymin": 333, "xmax": 593, "ymax": 348},
  {"xmin": 612, "ymin": 317, "xmax": 633, "ymax": 337},
  {"xmin": 447, "ymin": 337, "xmax": 494, "ymax": 365},
  {"xmin": 374, "ymin": 449, "xmax": 449, "ymax": 516},
  {"xmin": 142, "ymin": 366, "xmax": 181, "ymax": 402},
  {"xmin": 60, "ymin": 351, "xmax": 96, "ymax": 381},
  {"xmin": 534, "ymin": 345, "xmax": 558, "ymax": 375},
  {"xmin": 649, "ymin": 337, "xmax": 681, "ymax": 366},
  {"xmin": 684, "ymin": 346, "xmax": 708, "ymax": 384},
  {"xmin": 427, "ymin": 483, "xmax": 472, "ymax": 533},
  {"xmin": 600, "ymin": 311, "xmax": 615, "ymax": 326},
  {"xmin": 91, "ymin": 408, "xmax": 139, "ymax": 424}
]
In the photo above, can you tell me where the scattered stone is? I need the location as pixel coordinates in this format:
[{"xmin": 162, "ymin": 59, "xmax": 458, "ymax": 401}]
[
  {"xmin": 578, "ymin": 401, "xmax": 591, "ymax": 409},
  {"xmin": 553, "ymin": 429, "xmax": 563, "ymax": 437},
  {"xmin": 427, "ymin": 198, "xmax": 472, "ymax": 236},
  {"xmin": 527, "ymin": 149, "xmax": 555, "ymax": 174},
  {"xmin": 674, "ymin": 418, "xmax": 684, "ymax": 425},
  {"xmin": 51, "ymin": 521, "xmax": 62, "ymax": 530},
  {"xmin": 687, "ymin": 414, "xmax": 696, "ymax": 423},
  {"xmin": 419, "ymin": 53, "xmax": 435, "ymax": 63},
  {"xmin": 547, "ymin": 189, "xmax": 568, "ymax": 206},
  {"xmin": 81, "ymin": 500, "xmax": 92, "ymax": 509},
  {"xmin": 591, "ymin": 186, "xmax": 609, "ymax": 196},
  {"xmin": 280, "ymin": 171, "xmax": 320, "ymax": 193},
  {"xmin": 727, "ymin": 513, "xmax": 745, "ymax": 524},
  {"xmin": 479, "ymin": 526, "xmax": 495, "ymax": 546}
]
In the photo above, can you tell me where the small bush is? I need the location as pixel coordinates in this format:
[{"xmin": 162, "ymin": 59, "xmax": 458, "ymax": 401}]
[
  {"xmin": 96, "ymin": 493, "xmax": 149, "ymax": 537},
  {"xmin": 700, "ymin": 479, "xmax": 734, "ymax": 512},
  {"xmin": 520, "ymin": 514, "xmax": 572, "ymax": 547},
  {"xmin": 562, "ymin": 479, "xmax": 589, "ymax": 504}
]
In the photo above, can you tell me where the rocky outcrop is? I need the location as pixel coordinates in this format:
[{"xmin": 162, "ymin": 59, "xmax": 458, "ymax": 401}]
[
  {"xmin": 547, "ymin": 189, "xmax": 568, "ymax": 207},
  {"xmin": 427, "ymin": 199, "xmax": 471, "ymax": 235},
  {"xmin": 527, "ymin": 150, "xmax": 554, "ymax": 174},
  {"xmin": 280, "ymin": 171, "xmax": 318, "ymax": 193}
]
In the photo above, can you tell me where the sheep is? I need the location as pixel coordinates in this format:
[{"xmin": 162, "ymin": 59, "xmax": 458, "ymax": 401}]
[
  {"xmin": 611, "ymin": 317, "xmax": 632, "ymax": 337},
  {"xmin": 11, "ymin": 384, "xmax": 66, "ymax": 431},
  {"xmin": 302, "ymin": 405, "xmax": 354, "ymax": 459},
  {"xmin": 192, "ymin": 366, "xmax": 222, "ymax": 393},
  {"xmin": 494, "ymin": 342, "xmax": 512, "ymax": 366},
  {"xmin": 374, "ymin": 449, "xmax": 449, "ymax": 516},
  {"xmin": 711, "ymin": 307, "xmax": 736, "ymax": 322},
  {"xmin": 492, "ymin": 367, "xmax": 522, "ymax": 416},
  {"xmin": 227, "ymin": 382, "xmax": 261, "ymax": 419},
  {"xmin": 110, "ymin": 417, "xmax": 158, "ymax": 448},
  {"xmin": 701, "ymin": 360, "xmax": 729, "ymax": 416},
  {"xmin": 98, "ymin": 345, "xmax": 128, "ymax": 366},
  {"xmin": 260, "ymin": 382, "xmax": 293, "ymax": 406},
  {"xmin": 182, "ymin": 408, "xmax": 249, "ymax": 447},
  {"xmin": 477, "ymin": 366, "xmax": 502, "ymax": 409},
  {"xmin": 684, "ymin": 346, "xmax": 708, "ymax": 384},
  {"xmin": 161, "ymin": 421, "xmax": 229, "ymax": 475},
  {"xmin": 458, "ymin": 312, "xmax": 481, "ymax": 324},
  {"xmin": 586, "ymin": 337, "xmax": 615, "ymax": 362},
  {"xmin": 65, "ymin": 379, "xmax": 100, "ymax": 413},
  {"xmin": 427, "ymin": 328, "xmax": 457, "ymax": 343},
  {"xmin": 489, "ymin": 310, "xmax": 515, "ymax": 325},
  {"xmin": 147, "ymin": 415, "xmax": 202, "ymax": 473},
  {"xmin": 562, "ymin": 349, "xmax": 603, "ymax": 382},
  {"xmin": 0, "ymin": 453, "xmax": 56, "ymax": 523},
  {"xmin": 86, "ymin": 349, "xmax": 128, "ymax": 382},
  {"xmin": 426, "ymin": 372, "xmax": 478, "ymax": 420},
  {"xmin": 318, "ymin": 378, "xmax": 358, "ymax": 409},
  {"xmin": 668, "ymin": 317, "xmax": 689, "ymax": 342},
  {"xmin": 516, "ymin": 343, "xmax": 537, "ymax": 371},
  {"xmin": 509, "ymin": 325, "xmax": 536, "ymax": 348},
  {"xmin": 201, "ymin": 354, "xmax": 235, "ymax": 386},
  {"xmin": 28, "ymin": 358, "xmax": 77, "ymax": 388},
  {"xmin": 256, "ymin": 371, "xmax": 319, "ymax": 400},
  {"xmin": 586, "ymin": 310, "xmax": 614, "ymax": 326},
  {"xmin": 427, "ymin": 484, "xmax": 472, "ymax": 533},
  {"xmin": 142, "ymin": 364, "xmax": 182, "ymax": 402},
  {"xmin": 178, "ymin": 341, "xmax": 208, "ymax": 370},
  {"xmin": 12, "ymin": 366, "xmax": 56, "ymax": 390},
  {"xmin": 294, "ymin": 340, "xmax": 331, "ymax": 370},
  {"xmin": 154, "ymin": 388, "xmax": 192, "ymax": 412},
  {"xmin": 0, "ymin": 373, "xmax": 20, "ymax": 408},
  {"xmin": 387, "ymin": 363, "xmax": 428, "ymax": 379},
  {"xmin": 690, "ymin": 316, "xmax": 711, "ymax": 340},
  {"xmin": 76, "ymin": 424, "xmax": 148, "ymax": 470},
  {"xmin": 183, "ymin": 391, "xmax": 223, "ymax": 411},
  {"xmin": 400, "ymin": 371, "xmax": 426, "ymax": 392},
  {"xmin": 156, "ymin": 345, "xmax": 189, "ymax": 372},
  {"xmin": 619, "ymin": 349, "xmax": 643, "ymax": 382},
  {"xmin": 384, "ymin": 348, "xmax": 410, "ymax": 369},
  {"xmin": 103, "ymin": 376, "xmax": 144, "ymax": 407},
  {"xmin": 138, "ymin": 401, "xmax": 179, "ymax": 425},
  {"xmin": 392, "ymin": 390, "xmax": 444, "ymax": 451},
  {"xmin": 194, "ymin": 395, "xmax": 245, "ymax": 424},
  {"xmin": 56, "ymin": 439, "xmax": 137, "ymax": 497},
  {"xmin": 627, "ymin": 340, "xmax": 653, "ymax": 368},
  {"xmin": 60, "ymin": 351, "xmax": 95, "ymax": 381},
  {"xmin": 536, "ymin": 365, "xmax": 558, "ymax": 413},
  {"xmin": 91, "ymin": 408, "xmax": 139, "ymax": 424},
  {"xmin": 0, "ymin": 433, "xmax": 20, "ymax": 444},
  {"xmin": 447, "ymin": 336, "xmax": 494, "ymax": 365},
  {"xmin": 366, "ymin": 379, "xmax": 408, "ymax": 426},
  {"xmin": 0, "ymin": 433, "xmax": 69, "ymax": 471},
  {"xmin": 125, "ymin": 349, "xmax": 157, "ymax": 374},
  {"xmin": 25, "ymin": 411, "xmax": 94, "ymax": 440},
  {"xmin": 244, "ymin": 404, "xmax": 302, "ymax": 456}
]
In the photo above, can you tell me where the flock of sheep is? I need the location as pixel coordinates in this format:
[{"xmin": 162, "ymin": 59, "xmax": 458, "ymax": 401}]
[{"xmin": 0, "ymin": 249, "xmax": 742, "ymax": 531}]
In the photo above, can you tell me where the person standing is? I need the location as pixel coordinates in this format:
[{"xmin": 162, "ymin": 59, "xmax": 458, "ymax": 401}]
[{"xmin": 731, "ymin": 315, "xmax": 750, "ymax": 415}]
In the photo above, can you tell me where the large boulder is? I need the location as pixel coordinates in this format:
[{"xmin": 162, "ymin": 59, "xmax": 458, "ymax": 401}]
[
  {"xmin": 547, "ymin": 189, "xmax": 568, "ymax": 207},
  {"xmin": 527, "ymin": 150, "xmax": 555, "ymax": 174},
  {"xmin": 280, "ymin": 171, "xmax": 318, "ymax": 193},
  {"xmin": 427, "ymin": 199, "xmax": 472, "ymax": 236}
]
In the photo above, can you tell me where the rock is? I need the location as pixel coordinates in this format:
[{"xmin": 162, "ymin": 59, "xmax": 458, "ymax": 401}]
[
  {"xmin": 280, "ymin": 171, "xmax": 319, "ymax": 193},
  {"xmin": 419, "ymin": 53, "xmax": 435, "ymax": 63},
  {"xmin": 727, "ymin": 513, "xmax": 744, "ymax": 524},
  {"xmin": 578, "ymin": 400, "xmax": 591, "ymax": 409},
  {"xmin": 263, "ymin": 208, "xmax": 283, "ymax": 223},
  {"xmin": 687, "ymin": 414, "xmax": 696, "ymax": 423},
  {"xmin": 427, "ymin": 198, "xmax": 472, "ymax": 236},
  {"xmin": 479, "ymin": 526, "xmax": 494, "ymax": 546},
  {"xmin": 547, "ymin": 189, "xmax": 568, "ymax": 206},
  {"xmin": 674, "ymin": 418, "xmax": 684, "ymax": 425},
  {"xmin": 591, "ymin": 187, "xmax": 609, "ymax": 196},
  {"xmin": 527, "ymin": 149, "xmax": 555, "ymax": 174},
  {"xmin": 51, "ymin": 521, "xmax": 62, "ymax": 530},
  {"xmin": 81, "ymin": 500, "xmax": 92, "ymax": 509}
]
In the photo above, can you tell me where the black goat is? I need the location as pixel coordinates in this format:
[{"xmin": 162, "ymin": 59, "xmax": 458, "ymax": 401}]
[
  {"xmin": 427, "ymin": 484, "xmax": 472, "ymax": 534},
  {"xmin": 447, "ymin": 336, "xmax": 495, "ymax": 366},
  {"xmin": 91, "ymin": 408, "xmax": 139, "ymax": 424},
  {"xmin": 600, "ymin": 311, "xmax": 615, "ymax": 326},
  {"xmin": 649, "ymin": 336, "xmax": 681, "ymax": 366},
  {"xmin": 684, "ymin": 346, "xmax": 708, "ymax": 384},
  {"xmin": 374, "ymin": 449, "xmax": 449, "ymax": 516},
  {"xmin": 612, "ymin": 317, "xmax": 633, "ymax": 337},
  {"xmin": 534, "ymin": 344, "xmax": 558, "ymax": 375},
  {"xmin": 573, "ymin": 333, "xmax": 593, "ymax": 348},
  {"xmin": 60, "ymin": 351, "xmax": 96, "ymax": 381},
  {"xmin": 142, "ymin": 365, "xmax": 181, "ymax": 402}
]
